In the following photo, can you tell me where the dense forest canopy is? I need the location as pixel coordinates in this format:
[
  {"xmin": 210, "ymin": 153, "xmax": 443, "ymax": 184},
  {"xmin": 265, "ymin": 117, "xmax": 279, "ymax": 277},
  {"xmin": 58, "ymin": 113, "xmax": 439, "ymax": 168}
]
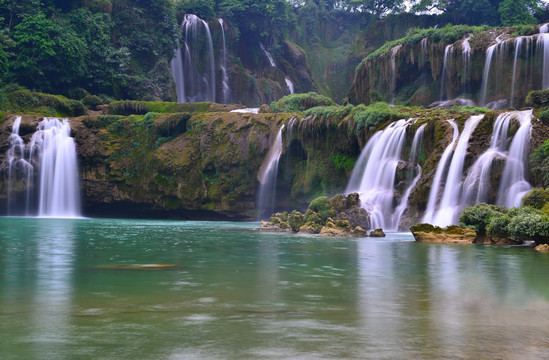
[{"xmin": 0, "ymin": 0, "xmax": 546, "ymax": 101}]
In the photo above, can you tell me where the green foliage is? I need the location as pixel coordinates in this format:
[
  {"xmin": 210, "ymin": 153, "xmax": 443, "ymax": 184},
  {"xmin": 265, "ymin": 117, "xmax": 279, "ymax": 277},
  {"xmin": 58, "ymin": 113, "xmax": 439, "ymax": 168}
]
[
  {"xmin": 512, "ymin": 24, "xmax": 537, "ymax": 36},
  {"xmin": 303, "ymin": 104, "xmax": 353, "ymax": 120},
  {"xmin": 351, "ymin": 102, "xmax": 410, "ymax": 133},
  {"xmin": 109, "ymin": 101, "xmax": 212, "ymax": 115},
  {"xmin": 499, "ymin": 0, "xmax": 542, "ymax": 26},
  {"xmin": 331, "ymin": 154, "xmax": 356, "ymax": 172},
  {"xmin": 308, "ymin": 196, "xmax": 336, "ymax": 221},
  {"xmin": 270, "ymin": 92, "xmax": 335, "ymax": 113},
  {"xmin": 506, "ymin": 208, "xmax": 549, "ymax": 243},
  {"xmin": 288, "ymin": 210, "xmax": 305, "ymax": 232},
  {"xmin": 522, "ymin": 189, "xmax": 549, "ymax": 209},
  {"xmin": 486, "ymin": 215, "xmax": 511, "ymax": 237},
  {"xmin": 530, "ymin": 139, "xmax": 549, "ymax": 188},
  {"xmin": 538, "ymin": 110, "xmax": 549, "ymax": 125},
  {"xmin": 459, "ymin": 203, "xmax": 508, "ymax": 236},
  {"xmin": 83, "ymin": 94, "xmax": 102, "ymax": 110},
  {"xmin": 0, "ymin": 88, "xmax": 84, "ymax": 116},
  {"xmin": 526, "ymin": 90, "xmax": 549, "ymax": 107},
  {"xmin": 152, "ymin": 113, "xmax": 191, "ymax": 137}
]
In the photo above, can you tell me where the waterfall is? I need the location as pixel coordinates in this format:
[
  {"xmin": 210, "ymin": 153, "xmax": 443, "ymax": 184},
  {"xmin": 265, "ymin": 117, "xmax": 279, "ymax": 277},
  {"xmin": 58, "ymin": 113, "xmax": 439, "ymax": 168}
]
[
  {"xmin": 510, "ymin": 37, "xmax": 524, "ymax": 108},
  {"xmin": 439, "ymin": 44, "xmax": 453, "ymax": 101},
  {"xmin": 430, "ymin": 115, "xmax": 484, "ymax": 227},
  {"xmin": 541, "ymin": 24, "xmax": 549, "ymax": 33},
  {"xmin": 537, "ymin": 32, "xmax": 549, "ymax": 90},
  {"xmin": 422, "ymin": 120, "xmax": 459, "ymax": 224},
  {"xmin": 170, "ymin": 44, "xmax": 185, "ymax": 103},
  {"xmin": 257, "ymin": 125, "xmax": 285, "ymax": 218},
  {"xmin": 285, "ymin": 77, "xmax": 295, "ymax": 94},
  {"xmin": 6, "ymin": 118, "xmax": 81, "ymax": 217},
  {"xmin": 260, "ymin": 43, "xmax": 276, "ymax": 67},
  {"xmin": 496, "ymin": 110, "xmax": 533, "ymax": 208},
  {"xmin": 389, "ymin": 45, "xmax": 402, "ymax": 104},
  {"xmin": 346, "ymin": 119, "xmax": 415, "ymax": 231},
  {"xmin": 461, "ymin": 35, "xmax": 472, "ymax": 94},
  {"xmin": 218, "ymin": 19, "xmax": 230, "ymax": 104},
  {"xmin": 171, "ymin": 14, "xmax": 217, "ymax": 103},
  {"xmin": 392, "ymin": 124, "xmax": 426, "ymax": 227},
  {"xmin": 479, "ymin": 41, "xmax": 499, "ymax": 107},
  {"xmin": 6, "ymin": 117, "xmax": 33, "ymax": 215}
]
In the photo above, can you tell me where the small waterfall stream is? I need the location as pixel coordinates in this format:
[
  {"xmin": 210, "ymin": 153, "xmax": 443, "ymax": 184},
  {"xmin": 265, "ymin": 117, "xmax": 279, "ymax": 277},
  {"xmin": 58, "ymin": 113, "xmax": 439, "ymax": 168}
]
[
  {"xmin": 257, "ymin": 125, "xmax": 285, "ymax": 218},
  {"xmin": 6, "ymin": 118, "xmax": 81, "ymax": 217},
  {"xmin": 218, "ymin": 19, "xmax": 230, "ymax": 104},
  {"xmin": 260, "ymin": 43, "xmax": 276, "ymax": 67},
  {"xmin": 285, "ymin": 77, "xmax": 295, "ymax": 94},
  {"xmin": 439, "ymin": 44, "xmax": 453, "ymax": 101}
]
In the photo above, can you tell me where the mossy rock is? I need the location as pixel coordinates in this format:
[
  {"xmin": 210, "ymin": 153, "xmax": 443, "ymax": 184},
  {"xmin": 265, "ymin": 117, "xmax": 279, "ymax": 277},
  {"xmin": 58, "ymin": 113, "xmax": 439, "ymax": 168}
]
[{"xmin": 288, "ymin": 211, "xmax": 305, "ymax": 232}]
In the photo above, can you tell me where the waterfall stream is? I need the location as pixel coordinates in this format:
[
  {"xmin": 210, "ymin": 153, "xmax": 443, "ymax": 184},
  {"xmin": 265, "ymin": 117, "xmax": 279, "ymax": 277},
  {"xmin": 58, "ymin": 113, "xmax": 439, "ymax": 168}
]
[
  {"xmin": 257, "ymin": 125, "xmax": 285, "ymax": 218},
  {"xmin": 218, "ymin": 19, "xmax": 230, "ymax": 104},
  {"xmin": 285, "ymin": 77, "xmax": 295, "ymax": 94},
  {"xmin": 6, "ymin": 118, "xmax": 81, "ymax": 217}
]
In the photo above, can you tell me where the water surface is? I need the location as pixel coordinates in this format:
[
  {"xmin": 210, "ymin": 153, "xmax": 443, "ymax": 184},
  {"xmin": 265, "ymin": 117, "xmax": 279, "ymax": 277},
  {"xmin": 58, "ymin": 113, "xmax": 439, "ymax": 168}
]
[{"xmin": 1, "ymin": 218, "xmax": 548, "ymax": 359}]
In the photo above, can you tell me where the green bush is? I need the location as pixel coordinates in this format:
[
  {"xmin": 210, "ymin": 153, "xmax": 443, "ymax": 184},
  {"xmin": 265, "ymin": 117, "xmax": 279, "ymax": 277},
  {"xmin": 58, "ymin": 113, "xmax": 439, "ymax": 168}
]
[
  {"xmin": 506, "ymin": 208, "xmax": 549, "ymax": 244},
  {"xmin": 303, "ymin": 104, "xmax": 353, "ymax": 121},
  {"xmin": 521, "ymin": 189, "xmax": 549, "ymax": 209},
  {"xmin": 109, "ymin": 101, "xmax": 212, "ymax": 115},
  {"xmin": 83, "ymin": 94, "xmax": 102, "ymax": 110},
  {"xmin": 526, "ymin": 90, "xmax": 549, "ymax": 107},
  {"xmin": 308, "ymin": 196, "xmax": 336, "ymax": 222},
  {"xmin": 2, "ymin": 89, "xmax": 85, "ymax": 116},
  {"xmin": 512, "ymin": 24, "xmax": 536, "ymax": 36},
  {"xmin": 351, "ymin": 102, "xmax": 410, "ymax": 134},
  {"xmin": 538, "ymin": 109, "xmax": 549, "ymax": 125},
  {"xmin": 486, "ymin": 215, "xmax": 511, "ymax": 237},
  {"xmin": 270, "ymin": 92, "xmax": 335, "ymax": 113},
  {"xmin": 288, "ymin": 210, "xmax": 305, "ymax": 232},
  {"xmin": 460, "ymin": 203, "xmax": 508, "ymax": 237},
  {"xmin": 331, "ymin": 154, "xmax": 356, "ymax": 172}
]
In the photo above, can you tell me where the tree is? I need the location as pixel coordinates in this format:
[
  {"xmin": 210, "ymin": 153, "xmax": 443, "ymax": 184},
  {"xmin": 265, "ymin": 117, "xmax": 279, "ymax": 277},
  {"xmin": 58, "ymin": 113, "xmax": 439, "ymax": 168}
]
[
  {"xmin": 346, "ymin": 0, "xmax": 405, "ymax": 17},
  {"xmin": 499, "ymin": 0, "xmax": 543, "ymax": 26}
]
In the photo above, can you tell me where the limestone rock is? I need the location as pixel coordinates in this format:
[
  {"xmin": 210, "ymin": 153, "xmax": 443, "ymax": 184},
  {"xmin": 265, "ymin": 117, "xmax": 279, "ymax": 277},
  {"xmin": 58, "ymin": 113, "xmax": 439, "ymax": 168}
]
[{"xmin": 410, "ymin": 223, "xmax": 476, "ymax": 244}]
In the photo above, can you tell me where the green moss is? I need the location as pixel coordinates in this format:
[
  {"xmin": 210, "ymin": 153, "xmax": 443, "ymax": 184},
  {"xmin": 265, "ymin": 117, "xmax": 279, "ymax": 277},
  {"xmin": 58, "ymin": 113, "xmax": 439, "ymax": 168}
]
[
  {"xmin": 526, "ymin": 90, "xmax": 549, "ymax": 107},
  {"xmin": 109, "ymin": 101, "xmax": 213, "ymax": 115},
  {"xmin": 270, "ymin": 92, "xmax": 335, "ymax": 113},
  {"xmin": 331, "ymin": 154, "xmax": 356, "ymax": 172},
  {"xmin": 0, "ymin": 88, "xmax": 85, "ymax": 117}
]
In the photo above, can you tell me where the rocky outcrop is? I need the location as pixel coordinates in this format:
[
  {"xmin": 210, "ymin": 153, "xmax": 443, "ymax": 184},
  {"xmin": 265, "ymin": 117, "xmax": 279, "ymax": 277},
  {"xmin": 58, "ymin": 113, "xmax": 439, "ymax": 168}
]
[
  {"xmin": 410, "ymin": 223, "xmax": 477, "ymax": 244},
  {"xmin": 259, "ymin": 193, "xmax": 372, "ymax": 237},
  {"xmin": 535, "ymin": 244, "xmax": 549, "ymax": 252}
]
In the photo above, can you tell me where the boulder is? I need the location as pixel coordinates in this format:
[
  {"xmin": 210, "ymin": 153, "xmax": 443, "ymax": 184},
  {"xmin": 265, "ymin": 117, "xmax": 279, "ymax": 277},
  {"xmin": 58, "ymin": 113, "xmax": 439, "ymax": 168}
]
[
  {"xmin": 410, "ymin": 223, "xmax": 476, "ymax": 244},
  {"xmin": 369, "ymin": 229, "xmax": 386, "ymax": 237}
]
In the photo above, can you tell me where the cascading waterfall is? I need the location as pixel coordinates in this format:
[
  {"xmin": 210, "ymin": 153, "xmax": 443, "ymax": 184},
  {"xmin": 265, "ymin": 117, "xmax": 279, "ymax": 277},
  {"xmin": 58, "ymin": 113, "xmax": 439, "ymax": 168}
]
[
  {"xmin": 285, "ymin": 77, "xmax": 295, "ymax": 94},
  {"xmin": 439, "ymin": 44, "xmax": 453, "ymax": 101},
  {"xmin": 346, "ymin": 119, "xmax": 416, "ymax": 231},
  {"xmin": 430, "ymin": 115, "xmax": 484, "ymax": 227},
  {"xmin": 496, "ymin": 110, "xmax": 533, "ymax": 208},
  {"xmin": 462, "ymin": 113, "xmax": 511, "ymax": 205},
  {"xmin": 171, "ymin": 14, "xmax": 216, "ymax": 103},
  {"xmin": 510, "ymin": 36, "xmax": 525, "ymax": 107},
  {"xmin": 260, "ymin": 43, "xmax": 276, "ymax": 67},
  {"xmin": 218, "ymin": 19, "xmax": 230, "ymax": 104},
  {"xmin": 422, "ymin": 120, "xmax": 459, "ymax": 225},
  {"xmin": 6, "ymin": 118, "xmax": 81, "ymax": 217},
  {"xmin": 257, "ymin": 125, "xmax": 285, "ymax": 218}
]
